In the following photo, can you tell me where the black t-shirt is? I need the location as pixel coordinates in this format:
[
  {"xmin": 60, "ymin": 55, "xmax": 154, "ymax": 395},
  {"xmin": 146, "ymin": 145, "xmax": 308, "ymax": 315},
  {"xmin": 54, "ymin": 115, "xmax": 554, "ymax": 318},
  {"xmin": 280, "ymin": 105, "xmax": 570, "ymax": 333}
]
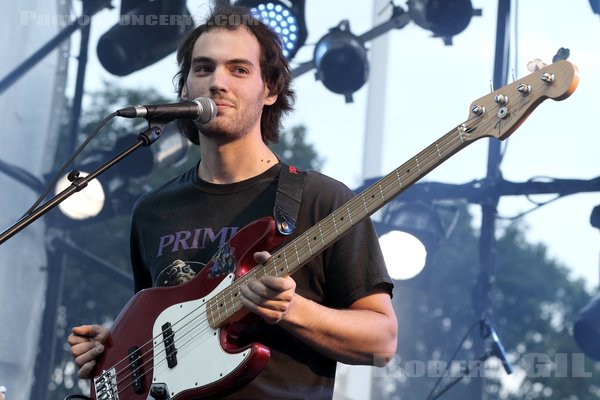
[{"xmin": 130, "ymin": 162, "xmax": 393, "ymax": 399}]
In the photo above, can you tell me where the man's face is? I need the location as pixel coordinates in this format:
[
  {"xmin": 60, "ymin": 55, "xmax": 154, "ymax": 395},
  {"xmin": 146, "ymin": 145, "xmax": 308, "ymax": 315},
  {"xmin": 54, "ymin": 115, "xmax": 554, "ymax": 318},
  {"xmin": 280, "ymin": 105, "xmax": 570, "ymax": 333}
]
[{"xmin": 181, "ymin": 27, "xmax": 277, "ymax": 141}]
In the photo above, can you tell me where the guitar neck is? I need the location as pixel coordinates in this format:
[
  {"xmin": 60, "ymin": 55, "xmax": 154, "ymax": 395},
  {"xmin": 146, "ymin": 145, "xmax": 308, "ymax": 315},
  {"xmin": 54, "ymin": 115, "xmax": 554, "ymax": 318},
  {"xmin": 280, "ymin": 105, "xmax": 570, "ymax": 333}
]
[
  {"xmin": 267, "ymin": 124, "xmax": 474, "ymax": 275},
  {"xmin": 206, "ymin": 124, "xmax": 475, "ymax": 328}
]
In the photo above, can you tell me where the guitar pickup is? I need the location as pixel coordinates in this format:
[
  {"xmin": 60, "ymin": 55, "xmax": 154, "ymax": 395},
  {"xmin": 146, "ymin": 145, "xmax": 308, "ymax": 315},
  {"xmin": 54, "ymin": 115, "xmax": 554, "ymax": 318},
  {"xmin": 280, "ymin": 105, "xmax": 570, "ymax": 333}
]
[
  {"xmin": 127, "ymin": 346, "xmax": 144, "ymax": 394},
  {"xmin": 161, "ymin": 322, "xmax": 178, "ymax": 368}
]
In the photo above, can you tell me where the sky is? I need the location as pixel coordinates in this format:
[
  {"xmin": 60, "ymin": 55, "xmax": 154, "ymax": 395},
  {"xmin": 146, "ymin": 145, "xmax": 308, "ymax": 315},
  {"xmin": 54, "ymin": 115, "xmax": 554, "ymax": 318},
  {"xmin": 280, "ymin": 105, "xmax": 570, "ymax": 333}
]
[{"xmin": 67, "ymin": 0, "xmax": 600, "ymax": 291}]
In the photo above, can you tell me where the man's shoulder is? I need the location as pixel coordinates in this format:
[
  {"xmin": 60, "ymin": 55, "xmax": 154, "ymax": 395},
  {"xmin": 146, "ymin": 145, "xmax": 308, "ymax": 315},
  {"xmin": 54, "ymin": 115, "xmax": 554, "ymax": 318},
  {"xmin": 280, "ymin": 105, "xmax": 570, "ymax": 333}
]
[
  {"xmin": 300, "ymin": 170, "xmax": 356, "ymax": 211},
  {"xmin": 304, "ymin": 170, "xmax": 353, "ymax": 195}
]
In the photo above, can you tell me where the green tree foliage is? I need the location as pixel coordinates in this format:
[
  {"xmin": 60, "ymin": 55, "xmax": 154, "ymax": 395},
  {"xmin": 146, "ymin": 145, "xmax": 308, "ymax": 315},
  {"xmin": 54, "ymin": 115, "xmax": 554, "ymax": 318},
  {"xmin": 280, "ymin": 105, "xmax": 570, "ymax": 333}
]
[
  {"xmin": 372, "ymin": 202, "xmax": 598, "ymax": 400},
  {"xmin": 270, "ymin": 124, "xmax": 324, "ymax": 171}
]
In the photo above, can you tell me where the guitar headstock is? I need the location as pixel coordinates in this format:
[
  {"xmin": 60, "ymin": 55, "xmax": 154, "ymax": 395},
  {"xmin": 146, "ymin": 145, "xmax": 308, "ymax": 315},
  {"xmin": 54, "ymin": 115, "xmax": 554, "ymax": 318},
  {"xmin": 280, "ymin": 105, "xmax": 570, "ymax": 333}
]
[{"xmin": 465, "ymin": 60, "xmax": 579, "ymax": 141}]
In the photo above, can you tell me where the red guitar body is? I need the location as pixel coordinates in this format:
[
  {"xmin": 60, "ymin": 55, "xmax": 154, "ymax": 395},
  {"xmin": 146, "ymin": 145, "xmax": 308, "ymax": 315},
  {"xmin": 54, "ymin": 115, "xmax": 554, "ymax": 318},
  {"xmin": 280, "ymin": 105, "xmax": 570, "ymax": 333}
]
[{"xmin": 89, "ymin": 217, "xmax": 285, "ymax": 400}]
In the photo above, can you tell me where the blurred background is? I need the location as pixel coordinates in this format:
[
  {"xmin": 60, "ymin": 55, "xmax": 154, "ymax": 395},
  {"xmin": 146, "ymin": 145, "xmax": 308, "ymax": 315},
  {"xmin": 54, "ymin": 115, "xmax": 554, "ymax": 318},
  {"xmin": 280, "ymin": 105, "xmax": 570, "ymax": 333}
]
[{"xmin": 0, "ymin": 0, "xmax": 599, "ymax": 399}]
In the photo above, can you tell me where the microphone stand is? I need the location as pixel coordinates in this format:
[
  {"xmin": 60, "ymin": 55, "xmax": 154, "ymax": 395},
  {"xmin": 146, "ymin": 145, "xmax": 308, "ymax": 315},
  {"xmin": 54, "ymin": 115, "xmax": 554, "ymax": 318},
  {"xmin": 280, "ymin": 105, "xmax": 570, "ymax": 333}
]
[
  {"xmin": 0, "ymin": 124, "xmax": 163, "ymax": 245},
  {"xmin": 428, "ymin": 350, "xmax": 494, "ymax": 400}
]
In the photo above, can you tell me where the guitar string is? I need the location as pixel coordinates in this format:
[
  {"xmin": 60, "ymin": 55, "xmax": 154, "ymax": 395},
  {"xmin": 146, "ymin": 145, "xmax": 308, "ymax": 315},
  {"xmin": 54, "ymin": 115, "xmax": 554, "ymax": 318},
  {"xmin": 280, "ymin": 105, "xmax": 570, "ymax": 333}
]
[
  {"xmin": 104, "ymin": 108, "xmax": 492, "ymax": 396},
  {"xmin": 103, "ymin": 108, "xmax": 488, "ymax": 396},
  {"xmin": 108, "ymin": 65, "xmax": 569, "ymax": 390},
  {"xmin": 122, "ymin": 70, "xmax": 575, "ymax": 394},
  {"xmin": 104, "ymin": 96, "xmax": 527, "ymax": 396},
  {"xmin": 107, "ymin": 261, "xmax": 283, "ymax": 396},
  {"xmin": 98, "ymin": 226, "xmax": 283, "ymax": 386},
  {"xmin": 105, "ymin": 270, "xmax": 260, "ymax": 394},
  {"xmin": 104, "ymin": 107, "xmax": 492, "ymax": 396},
  {"xmin": 99, "ymin": 244, "xmax": 275, "ymax": 387}
]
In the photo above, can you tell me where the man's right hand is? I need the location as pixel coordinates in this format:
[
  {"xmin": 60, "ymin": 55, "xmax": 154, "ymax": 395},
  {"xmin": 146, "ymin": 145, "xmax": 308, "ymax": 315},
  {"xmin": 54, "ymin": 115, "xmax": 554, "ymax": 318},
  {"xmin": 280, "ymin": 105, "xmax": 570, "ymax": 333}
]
[{"xmin": 67, "ymin": 324, "xmax": 111, "ymax": 379}]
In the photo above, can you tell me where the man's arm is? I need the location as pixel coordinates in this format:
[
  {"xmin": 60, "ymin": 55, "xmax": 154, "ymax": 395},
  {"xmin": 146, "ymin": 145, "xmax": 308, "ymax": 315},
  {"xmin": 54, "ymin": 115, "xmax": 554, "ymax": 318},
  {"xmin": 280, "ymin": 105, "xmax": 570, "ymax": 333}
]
[
  {"xmin": 282, "ymin": 289, "xmax": 397, "ymax": 366},
  {"xmin": 240, "ymin": 252, "xmax": 398, "ymax": 366}
]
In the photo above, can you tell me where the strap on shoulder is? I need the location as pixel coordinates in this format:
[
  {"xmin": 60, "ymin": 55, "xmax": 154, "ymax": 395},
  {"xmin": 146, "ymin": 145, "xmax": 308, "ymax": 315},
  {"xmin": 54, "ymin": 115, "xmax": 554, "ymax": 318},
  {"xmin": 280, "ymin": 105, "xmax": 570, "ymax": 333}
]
[{"xmin": 274, "ymin": 163, "xmax": 307, "ymax": 235}]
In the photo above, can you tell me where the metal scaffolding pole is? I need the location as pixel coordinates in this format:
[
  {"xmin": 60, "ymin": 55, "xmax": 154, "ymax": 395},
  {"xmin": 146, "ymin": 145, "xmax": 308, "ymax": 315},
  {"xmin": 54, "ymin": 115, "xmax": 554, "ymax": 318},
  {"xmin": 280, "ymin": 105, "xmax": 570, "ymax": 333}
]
[{"xmin": 471, "ymin": 0, "xmax": 512, "ymax": 399}]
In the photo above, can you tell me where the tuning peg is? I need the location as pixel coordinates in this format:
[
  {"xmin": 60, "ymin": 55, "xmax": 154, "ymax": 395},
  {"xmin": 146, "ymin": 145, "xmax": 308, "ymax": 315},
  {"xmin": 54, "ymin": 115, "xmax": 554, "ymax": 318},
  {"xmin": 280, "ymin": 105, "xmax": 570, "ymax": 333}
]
[
  {"xmin": 552, "ymin": 47, "xmax": 570, "ymax": 63},
  {"xmin": 527, "ymin": 58, "xmax": 547, "ymax": 73},
  {"xmin": 517, "ymin": 83, "xmax": 532, "ymax": 96}
]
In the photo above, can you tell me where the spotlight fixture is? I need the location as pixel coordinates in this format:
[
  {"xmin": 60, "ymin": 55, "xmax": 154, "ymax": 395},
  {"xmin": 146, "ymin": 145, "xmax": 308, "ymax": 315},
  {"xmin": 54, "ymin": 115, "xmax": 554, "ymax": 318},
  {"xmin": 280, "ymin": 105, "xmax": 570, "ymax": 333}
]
[
  {"xmin": 376, "ymin": 202, "xmax": 445, "ymax": 283},
  {"xmin": 97, "ymin": 0, "xmax": 195, "ymax": 76},
  {"xmin": 56, "ymin": 171, "xmax": 106, "ymax": 220},
  {"xmin": 313, "ymin": 20, "xmax": 369, "ymax": 103},
  {"xmin": 236, "ymin": 0, "xmax": 307, "ymax": 60},
  {"xmin": 408, "ymin": 0, "xmax": 482, "ymax": 45}
]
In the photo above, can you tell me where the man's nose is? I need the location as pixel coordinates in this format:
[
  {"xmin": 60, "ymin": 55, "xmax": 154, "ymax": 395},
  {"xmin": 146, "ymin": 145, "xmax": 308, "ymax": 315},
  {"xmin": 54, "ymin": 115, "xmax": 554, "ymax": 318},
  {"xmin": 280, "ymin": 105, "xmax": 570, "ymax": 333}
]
[{"xmin": 209, "ymin": 67, "xmax": 228, "ymax": 94}]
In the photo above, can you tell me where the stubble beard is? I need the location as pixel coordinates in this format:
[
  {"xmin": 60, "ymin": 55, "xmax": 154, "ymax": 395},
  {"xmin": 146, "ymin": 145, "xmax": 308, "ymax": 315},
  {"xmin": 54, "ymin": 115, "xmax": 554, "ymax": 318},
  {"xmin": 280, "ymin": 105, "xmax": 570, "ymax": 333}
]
[{"xmin": 197, "ymin": 97, "xmax": 264, "ymax": 142}]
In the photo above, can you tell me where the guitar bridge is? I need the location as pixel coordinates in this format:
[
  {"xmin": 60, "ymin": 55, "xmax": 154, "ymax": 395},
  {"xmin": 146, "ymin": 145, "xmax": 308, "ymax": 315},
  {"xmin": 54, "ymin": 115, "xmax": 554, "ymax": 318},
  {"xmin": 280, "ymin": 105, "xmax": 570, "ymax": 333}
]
[{"xmin": 93, "ymin": 368, "xmax": 118, "ymax": 399}]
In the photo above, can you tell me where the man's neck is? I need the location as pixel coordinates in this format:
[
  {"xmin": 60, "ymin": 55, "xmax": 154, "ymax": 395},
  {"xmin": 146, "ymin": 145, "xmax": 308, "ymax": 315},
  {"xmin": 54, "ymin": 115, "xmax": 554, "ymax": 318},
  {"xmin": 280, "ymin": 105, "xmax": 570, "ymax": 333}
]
[{"xmin": 198, "ymin": 136, "xmax": 278, "ymax": 184}]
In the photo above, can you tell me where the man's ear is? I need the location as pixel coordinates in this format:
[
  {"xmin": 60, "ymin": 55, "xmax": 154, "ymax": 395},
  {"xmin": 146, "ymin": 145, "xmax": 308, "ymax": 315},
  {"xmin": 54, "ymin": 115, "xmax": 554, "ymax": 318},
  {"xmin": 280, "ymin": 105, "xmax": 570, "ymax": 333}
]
[
  {"xmin": 181, "ymin": 83, "xmax": 189, "ymax": 101},
  {"xmin": 264, "ymin": 86, "xmax": 277, "ymax": 106}
]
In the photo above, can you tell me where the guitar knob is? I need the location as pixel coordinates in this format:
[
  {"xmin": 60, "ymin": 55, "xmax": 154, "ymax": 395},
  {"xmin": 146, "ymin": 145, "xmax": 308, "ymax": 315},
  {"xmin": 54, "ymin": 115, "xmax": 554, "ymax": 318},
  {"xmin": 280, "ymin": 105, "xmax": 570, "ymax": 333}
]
[{"xmin": 149, "ymin": 383, "xmax": 170, "ymax": 399}]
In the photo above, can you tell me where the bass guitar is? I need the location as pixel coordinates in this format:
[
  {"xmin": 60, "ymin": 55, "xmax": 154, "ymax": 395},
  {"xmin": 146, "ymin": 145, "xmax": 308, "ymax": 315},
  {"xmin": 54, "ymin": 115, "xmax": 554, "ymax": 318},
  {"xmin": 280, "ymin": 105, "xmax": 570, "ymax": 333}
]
[{"xmin": 69, "ymin": 60, "xmax": 579, "ymax": 400}]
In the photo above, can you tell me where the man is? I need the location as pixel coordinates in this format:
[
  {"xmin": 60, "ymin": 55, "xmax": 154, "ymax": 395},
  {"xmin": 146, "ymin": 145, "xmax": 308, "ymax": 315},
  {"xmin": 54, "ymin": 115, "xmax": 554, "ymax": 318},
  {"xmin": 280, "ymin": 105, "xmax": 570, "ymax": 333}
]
[{"xmin": 69, "ymin": 5, "xmax": 397, "ymax": 398}]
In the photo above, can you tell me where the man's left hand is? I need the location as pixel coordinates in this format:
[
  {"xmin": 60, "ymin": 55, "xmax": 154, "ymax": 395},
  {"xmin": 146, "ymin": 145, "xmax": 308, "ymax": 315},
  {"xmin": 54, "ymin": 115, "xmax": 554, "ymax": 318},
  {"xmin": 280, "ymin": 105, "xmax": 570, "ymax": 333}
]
[{"xmin": 239, "ymin": 251, "xmax": 297, "ymax": 324}]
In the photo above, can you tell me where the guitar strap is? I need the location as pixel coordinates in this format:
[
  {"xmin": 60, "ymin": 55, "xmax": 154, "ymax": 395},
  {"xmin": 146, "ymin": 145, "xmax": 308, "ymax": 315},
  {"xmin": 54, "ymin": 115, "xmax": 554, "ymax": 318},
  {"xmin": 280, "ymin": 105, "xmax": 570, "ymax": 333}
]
[{"xmin": 274, "ymin": 162, "xmax": 307, "ymax": 235}]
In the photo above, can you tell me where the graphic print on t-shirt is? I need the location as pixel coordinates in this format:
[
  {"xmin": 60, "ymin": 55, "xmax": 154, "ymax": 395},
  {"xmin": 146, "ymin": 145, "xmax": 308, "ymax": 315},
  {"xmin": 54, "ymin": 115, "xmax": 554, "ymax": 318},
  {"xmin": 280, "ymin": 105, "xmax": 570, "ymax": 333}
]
[
  {"xmin": 156, "ymin": 259, "xmax": 206, "ymax": 287},
  {"xmin": 156, "ymin": 226, "xmax": 239, "ymax": 257}
]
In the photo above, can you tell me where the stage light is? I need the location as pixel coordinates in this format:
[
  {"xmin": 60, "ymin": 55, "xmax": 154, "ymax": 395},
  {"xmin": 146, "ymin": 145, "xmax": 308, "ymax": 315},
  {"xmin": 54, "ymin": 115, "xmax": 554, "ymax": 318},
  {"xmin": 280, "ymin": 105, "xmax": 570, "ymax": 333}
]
[
  {"xmin": 378, "ymin": 229, "xmax": 427, "ymax": 280},
  {"xmin": 376, "ymin": 202, "xmax": 445, "ymax": 283},
  {"xmin": 408, "ymin": 0, "xmax": 481, "ymax": 45},
  {"xmin": 97, "ymin": 0, "xmax": 194, "ymax": 76},
  {"xmin": 236, "ymin": 0, "xmax": 307, "ymax": 60},
  {"xmin": 574, "ymin": 294, "xmax": 600, "ymax": 360},
  {"xmin": 56, "ymin": 172, "xmax": 105, "ymax": 220},
  {"xmin": 313, "ymin": 20, "xmax": 369, "ymax": 103}
]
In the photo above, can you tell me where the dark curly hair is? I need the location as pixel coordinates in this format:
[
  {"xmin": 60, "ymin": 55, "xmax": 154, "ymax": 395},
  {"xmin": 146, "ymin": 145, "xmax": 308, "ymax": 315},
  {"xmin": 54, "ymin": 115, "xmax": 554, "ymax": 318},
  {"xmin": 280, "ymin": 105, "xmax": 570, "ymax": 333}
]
[{"xmin": 174, "ymin": 4, "xmax": 295, "ymax": 145}]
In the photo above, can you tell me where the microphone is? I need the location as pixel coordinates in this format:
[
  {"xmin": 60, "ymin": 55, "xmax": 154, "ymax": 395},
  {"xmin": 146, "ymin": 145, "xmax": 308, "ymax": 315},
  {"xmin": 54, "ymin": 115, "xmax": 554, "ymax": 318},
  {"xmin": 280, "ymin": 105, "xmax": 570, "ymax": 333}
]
[
  {"xmin": 481, "ymin": 319, "xmax": 513, "ymax": 374},
  {"xmin": 116, "ymin": 97, "xmax": 217, "ymax": 124}
]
